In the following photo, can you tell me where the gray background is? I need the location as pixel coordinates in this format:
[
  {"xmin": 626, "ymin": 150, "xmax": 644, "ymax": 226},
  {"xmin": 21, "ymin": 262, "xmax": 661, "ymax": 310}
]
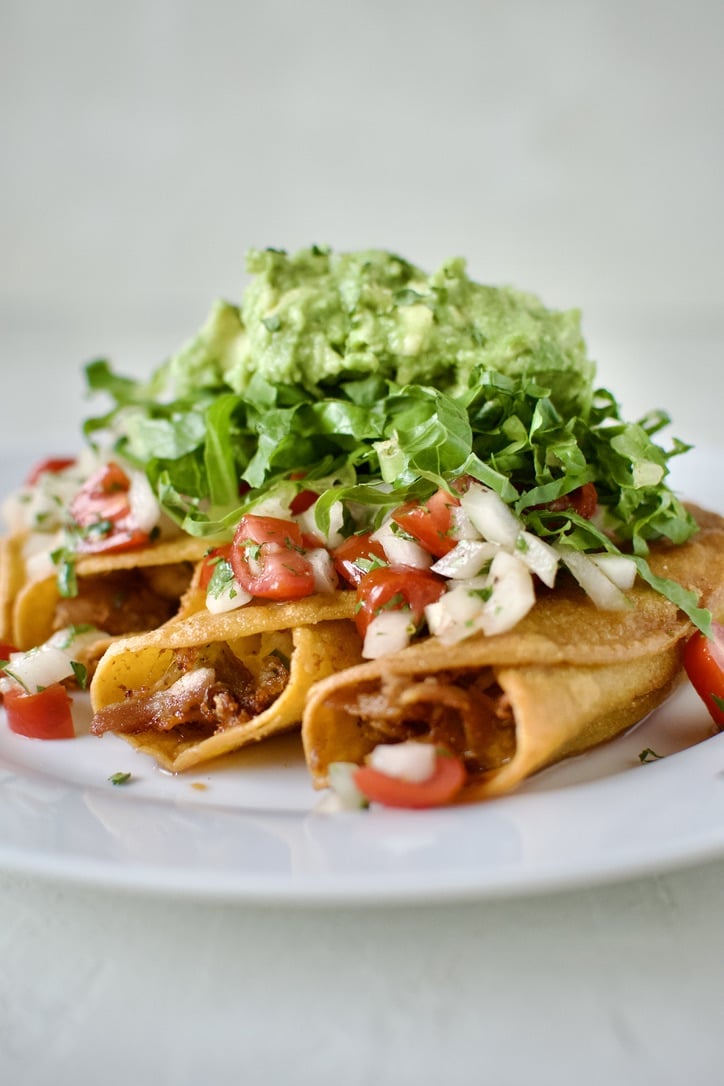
[{"xmin": 2, "ymin": 4, "xmax": 724, "ymax": 1084}]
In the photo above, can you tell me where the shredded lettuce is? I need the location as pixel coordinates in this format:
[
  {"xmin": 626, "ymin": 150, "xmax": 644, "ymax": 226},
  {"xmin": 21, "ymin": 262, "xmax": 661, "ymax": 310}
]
[{"xmin": 80, "ymin": 252, "xmax": 706, "ymax": 633}]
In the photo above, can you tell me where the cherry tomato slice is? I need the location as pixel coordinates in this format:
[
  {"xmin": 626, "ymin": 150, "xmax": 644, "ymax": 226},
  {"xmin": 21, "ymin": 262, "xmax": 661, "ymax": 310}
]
[
  {"xmin": 392, "ymin": 488, "xmax": 460, "ymax": 558},
  {"xmin": 231, "ymin": 515, "xmax": 315, "ymax": 600},
  {"xmin": 290, "ymin": 489, "xmax": 317, "ymax": 516},
  {"xmin": 355, "ymin": 566, "xmax": 445, "ymax": 637},
  {"xmin": 546, "ymin": 482, "xmax": 598, "ymax": 520},
  {"xmin": 25, "ymin": 457, "xmax": 76, "ymax": 486},
  {"xmin": 683, "ymin": 623, "xmax": 724, "ymax": 727},
  {"xmin": 3, "ymin": 683, "xmax": 75, "ymax": 739},
  {"xmin": 69, "ymin": 462, "xmax": 150, "ymax": 555},
  {"xmin": 353, "ymin": 751, "xmax": 466, "ymax": 808},
  {"xmin": 332, "ymin": 532, "xmax": 388, "ymax": 588}
]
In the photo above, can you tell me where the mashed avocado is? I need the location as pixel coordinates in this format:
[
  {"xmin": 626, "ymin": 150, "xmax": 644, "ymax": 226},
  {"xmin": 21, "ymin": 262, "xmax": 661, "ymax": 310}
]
[{"xmin": 171, "ymin": 246, "xmax": 595, "ymax": 415}]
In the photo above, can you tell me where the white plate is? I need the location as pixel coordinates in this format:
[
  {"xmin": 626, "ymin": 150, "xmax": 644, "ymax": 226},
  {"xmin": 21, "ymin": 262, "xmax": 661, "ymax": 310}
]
[{"xmin": 0, "ymin": 449, "xmax": 723, "ymax": 905}]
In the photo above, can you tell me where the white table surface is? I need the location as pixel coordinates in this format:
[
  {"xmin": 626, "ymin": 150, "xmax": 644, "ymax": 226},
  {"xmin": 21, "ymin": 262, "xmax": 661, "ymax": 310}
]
[
  {"xmin": 2, "ymin": 859, "xmax": 724, "ymax": 1086},
  {"xmin": 3, "ymin": 3, "xmax": 724, "ymax": 1082}
]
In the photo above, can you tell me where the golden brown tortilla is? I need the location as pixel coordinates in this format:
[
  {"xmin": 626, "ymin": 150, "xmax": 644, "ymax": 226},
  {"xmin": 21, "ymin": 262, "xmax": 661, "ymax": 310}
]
[
  {"xmin": 10, "ymin": 535, "xmax": 209, "ymax": 650},
  {"xmin": 89, "ymin": 591, "xmax": 361, "ymax": 771},
  {"xmin": 302, "ymin": 508, "xmax": 724, "ymax": 799},
  {"xmin": 0, "ymin": 532, "xmax": 25, "ymax": 644}
]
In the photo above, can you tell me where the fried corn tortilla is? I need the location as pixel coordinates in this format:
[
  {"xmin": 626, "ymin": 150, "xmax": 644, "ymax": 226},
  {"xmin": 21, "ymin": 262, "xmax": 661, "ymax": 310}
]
[
  {"xmin": 302, "ymin": 508, "xmax": 724, "ymax": 799},
  {"xmin": 89, "ymin": 591, "xmax": 361, "ymax": 771},
  {"xmin": 9, "ymin": 535, "xmax": 209, "ymax": 650},
  {"xmin": 0, "ymin": 532, "xmax": 25, "ymax": 643}
]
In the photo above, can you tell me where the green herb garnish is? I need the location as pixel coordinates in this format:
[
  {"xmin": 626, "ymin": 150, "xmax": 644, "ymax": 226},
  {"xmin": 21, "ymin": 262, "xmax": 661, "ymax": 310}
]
[
  {"xmin": 108, "ymin": 772, "xmax": 132, "ymax": 785},
  {"xmin": 70, "ymin": 661, "xmax": 88, "ymax": 690},
  {"xmin": 638, "ymin": 748, "xmax": 664, "ymax": 763}
]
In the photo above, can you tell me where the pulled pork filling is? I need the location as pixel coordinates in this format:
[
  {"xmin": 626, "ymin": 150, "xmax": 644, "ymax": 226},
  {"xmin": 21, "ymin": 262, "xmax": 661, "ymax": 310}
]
[
  {"xmin": 338, "ymin": 667, "xmax": 516, "ymax": 773},
  {"xmin": 54, "ymin": 564, "xmax": 194, "ymax": 636},
  {"xmin": 90, "ymin": 643, "xmax": 290, "ymax": 738}
]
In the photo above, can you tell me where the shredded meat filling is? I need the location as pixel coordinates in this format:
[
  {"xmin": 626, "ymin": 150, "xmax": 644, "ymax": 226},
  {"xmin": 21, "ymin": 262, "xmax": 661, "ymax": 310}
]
[
  {"xmin": 347, "ymin": 668, "xmax": 516, "ymax": 772},
  {"xmin": 54, "ymin": 565, "xmax": 194, "ymax": 636},
  {"xmin": 90, "ymin": 644, "xmax": 290, "ymax": 737}
]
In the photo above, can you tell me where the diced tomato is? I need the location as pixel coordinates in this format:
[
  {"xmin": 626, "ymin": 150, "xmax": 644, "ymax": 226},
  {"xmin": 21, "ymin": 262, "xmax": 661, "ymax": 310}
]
[
  {"xmin": 3, "ymin": 683, "xmax": 75, "ymax": 740},
  {"xmin": 0, "ymin": 643, "xmax": 19, "ymax": 662},
  {"xmin": 301, "ymin": 531, "xmax": 325, "ymax": 550},
  {"xmin": 546, "ymin": 482, "xmax": 598, "ymax": 520},
  {"xmin": 355, "ymin": 566, "xmax": 445, "ymax": 637},
  {"xmin": 231, "ymin": 514, "xmax": 315, "ymax": 600},
  {"xmin": 198, "ymin": 544, "xmax": 233, "ymax": 591},
  {"xmin": 353, "ymin": 750, "xmax": 466, "ymax": 808},
  {"xmin": 332, "ymin": 532, "xmax": 388, "ymax": 588},
  {"xmin": 290, "ymin": 489, "xmax": 317, "ymax": 516},
  {"xmin": 25, "ymin": 457, "xmax": 76, "ymax": 487},
  {"xmin": 68, "ymin": 462, "xmax": 150, "ymax": 555},
  {"xmin": 391, "ymin": 488, "xmax": 460, "ymax": 558},
  {"xmin": 683, "ymin": 623, "xmax": 724, "ymax": 728}
]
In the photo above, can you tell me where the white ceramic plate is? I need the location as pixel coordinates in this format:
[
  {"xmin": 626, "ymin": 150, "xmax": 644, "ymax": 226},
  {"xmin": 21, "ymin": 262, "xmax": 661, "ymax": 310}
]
[{"xmin": 0, "ymin": 449, "xmax": 723, "ymax": 905}]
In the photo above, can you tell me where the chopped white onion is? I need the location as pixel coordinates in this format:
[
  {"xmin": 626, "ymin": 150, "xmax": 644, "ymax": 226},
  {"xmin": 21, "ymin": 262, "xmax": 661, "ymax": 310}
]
[
  {"xmin": 449, "ymin": 503, "xmax": 481, "ymax": 542},
  {"xmin": 205, "ymin": 579, "xmax": 252, "ymax": 614},
  {"xmin": 459, "ymin": 483, "xmax": 522, "ymax": 547},
  {"xmin": 477, "ymin": 550, "xmax": 536, "ymax": 636},
  {"xmin": 368, "ymin": 740, "xmax": 436, "ymax": 782},
  {"xmin": 425, "ymin": 581, "xmax": 487, "ymax": 642},
  {"xmin": 127, "ymin": 471, "xmax": 161, "ymax": 534},
  {"xmin": 24, "ymin": 547, "xmax": 58, "ymax": 582},
  {"xmin": 556, "ymin": 546, "xmax": 631, "ymax": 610},
  {"xmin": 431, "ymin": 539, "xmax": 499, "ymax": 579},
  {"xmin": 362, "ymin": 609, "xmax": 413, "ymax": 659},
  {"xmin": 3, "ymin": 625, "xmax": 108, "ymax": 693},
  {"xmin": 4, "ymin": 646, "xmax": 74, "ymax": 692},
  {"xmin": 371, "ymin": 520, "xmax": 432, "ymax": 570},
  {"xmin": 296, "ymin": 498, "xmax": 345, "ymax": 548},
  {"xmin": 305, "ymin": 547, "xmax": 339, "ymax": 594},
  {"xmin": 327, "ymin": 762, "xmax": 369, "ymax": 809},
  {"xmin": 247, "ymin": 486, "xmax": 295, "ymax": 520},
  {"xmin": 589, "ymin": 553, "xmax": 637, "ymax": 591},
  {"xmin": 515, "ymin": 531, "xmax": 559, "ymax": 588},
  {"xmin": 427, "ymin": 552, "xmax": 536, "ymax": 643},
  {"xmin": 47, "ymin": 626, "xmax": 107, "ymax": 656}
]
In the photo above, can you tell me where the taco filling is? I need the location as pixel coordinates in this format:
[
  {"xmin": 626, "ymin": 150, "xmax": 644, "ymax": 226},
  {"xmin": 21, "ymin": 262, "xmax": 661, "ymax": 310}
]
[{"xmin": 90, "ymin": 640, "xmax": 290, "ymax": 739}]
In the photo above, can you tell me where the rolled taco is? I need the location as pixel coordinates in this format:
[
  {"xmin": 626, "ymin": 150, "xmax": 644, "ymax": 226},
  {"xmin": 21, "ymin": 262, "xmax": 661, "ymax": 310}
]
[
  {"xmin": 302, "ymin": 508, "xmax": 724, "ymax": 799},
  {"xmin": 89, "ymin": 591, "xmax": 361, "ymax": 771},
  {"xmin": 2, "ymin": 455, "xmax": 212, "ymax": 650},
  {"xmin": 10, "ymin": 535, "xmax": 208, "ymax": 651}
]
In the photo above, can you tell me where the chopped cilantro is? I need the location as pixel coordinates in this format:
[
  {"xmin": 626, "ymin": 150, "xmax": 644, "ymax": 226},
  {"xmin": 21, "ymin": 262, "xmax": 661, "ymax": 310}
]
[
  {"xmin": 244, "ymin": 541, "xmax": 263, "ymax": 563},
  {"xmin": 638, "ymin": 748, "xmax": 664, "ymax": 763},
  {"xmin": 108, "ymin": 772, "xmax": 132, "ymax": 785},
  {"xmin": 269, "ymin": 648, "xmax": 291, "ymax": 670},
  {"xmin": 70, "ymin": 661, "xmax": 88, "ymax": 690},
  {"xmin": 50, "ymin": 548, "xmax": 79, "ymax": 598},
  {"xmin": 375, "ymin": 592, "xmax": 407, "ymax": 614},
  {"xmin": 355, "ymin": 555, "xmax": 387, "ymax": 575},
  {"xmin": 56, "ymin": 624, "xmax": 95, "ymax": 650},
  {"xmin": 206, "ymin": 557, "xmax": 236, "ymax": 599}
]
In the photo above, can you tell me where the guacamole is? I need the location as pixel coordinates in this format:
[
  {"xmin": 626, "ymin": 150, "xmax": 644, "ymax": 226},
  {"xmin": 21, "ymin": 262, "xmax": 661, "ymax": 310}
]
[{"xmin": 170, "ymin": 246, "xmax": 595, "ymax": 415}]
